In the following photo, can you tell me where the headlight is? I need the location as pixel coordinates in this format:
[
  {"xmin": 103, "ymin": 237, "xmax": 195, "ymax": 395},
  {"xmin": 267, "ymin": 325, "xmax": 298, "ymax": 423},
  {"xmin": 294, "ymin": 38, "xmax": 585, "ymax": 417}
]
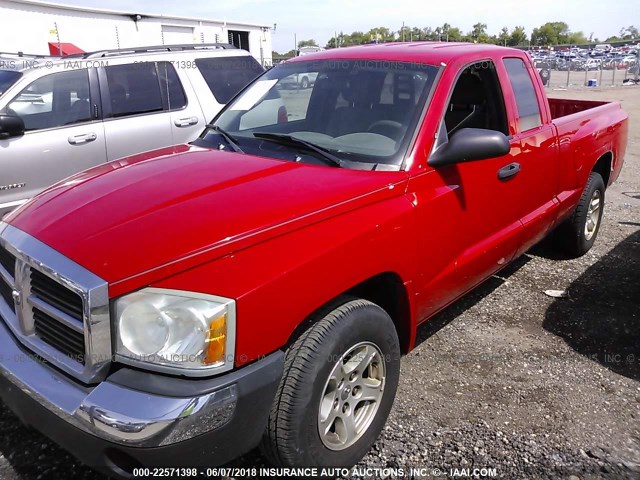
[{"xmin": 113, "ymin": 288, "xmax": 235, "ymax": 376}]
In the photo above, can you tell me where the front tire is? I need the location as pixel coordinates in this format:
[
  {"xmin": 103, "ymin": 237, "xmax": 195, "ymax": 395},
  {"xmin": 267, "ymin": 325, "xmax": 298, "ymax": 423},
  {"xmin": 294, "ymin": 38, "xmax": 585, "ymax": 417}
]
[
  {"xmin": 300, "ymin": 77, "xmax": 310, "ymax": 89},
  {"xmin": 260, "ymin": 298, "xmax": 400, "ymax": 467},
  {"xmin": 556, "ymin": 171, "xmax": 605, "ymax": 257}
]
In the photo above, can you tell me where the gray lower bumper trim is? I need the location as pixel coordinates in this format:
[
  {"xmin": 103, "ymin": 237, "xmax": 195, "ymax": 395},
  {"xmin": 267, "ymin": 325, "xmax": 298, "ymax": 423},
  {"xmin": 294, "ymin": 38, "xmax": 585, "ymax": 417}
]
[{"xmin": 0, "ymin": 318, "xmax": 237, "ymax": 447}]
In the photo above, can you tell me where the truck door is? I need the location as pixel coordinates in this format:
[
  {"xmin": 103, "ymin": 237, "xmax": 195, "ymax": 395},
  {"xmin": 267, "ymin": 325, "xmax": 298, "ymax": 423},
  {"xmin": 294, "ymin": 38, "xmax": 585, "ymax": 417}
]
[
  {"xmin": 501, "ymin": 57, "xmax": 560, "ymax": 256},
  {"xmin": 410, "ymin": 61, "xmax": 523, "ymax": 320},
  {"xmin": 0, "ymin": 68, "xmax": 106, "ymax": 215}
]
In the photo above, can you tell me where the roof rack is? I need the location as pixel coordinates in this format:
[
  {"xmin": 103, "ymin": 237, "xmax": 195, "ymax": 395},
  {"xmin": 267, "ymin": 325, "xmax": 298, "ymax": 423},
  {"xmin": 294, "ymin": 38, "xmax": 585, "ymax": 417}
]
[
  {"xmin": 72, "ymin": 43, "xmax": 237, "ymax": 59},
  {"xmin": 0, "ymin": 51, "xmax": 60, "ymax": 59}
]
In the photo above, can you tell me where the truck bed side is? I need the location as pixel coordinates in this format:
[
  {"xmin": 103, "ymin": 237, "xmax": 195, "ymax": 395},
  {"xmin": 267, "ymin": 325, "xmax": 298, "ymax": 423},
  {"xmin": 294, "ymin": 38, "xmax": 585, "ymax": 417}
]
[
  {"xmin": 548, "ymin": 98, "xmax": 609, "ymax": 118},
  {"xmin": 551, "ymin": 100, "xmax": 628, "ymax": 222}
]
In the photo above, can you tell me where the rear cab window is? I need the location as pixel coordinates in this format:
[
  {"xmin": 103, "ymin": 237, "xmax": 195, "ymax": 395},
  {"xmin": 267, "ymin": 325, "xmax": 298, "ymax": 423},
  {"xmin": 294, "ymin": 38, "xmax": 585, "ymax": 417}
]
[
  {"xmin": 503, "ymin": 58, "xmax": 542, "ymax": 132},
  {"xmin": 195, "ymin": 56, "xmax": 264, "ymax": 104}
]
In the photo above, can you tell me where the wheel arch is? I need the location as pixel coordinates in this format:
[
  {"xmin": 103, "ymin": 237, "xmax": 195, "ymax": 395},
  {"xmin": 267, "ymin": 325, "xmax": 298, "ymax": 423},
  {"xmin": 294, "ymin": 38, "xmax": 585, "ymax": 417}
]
[
  {"xmin": 284, "ymin": 272, "xmax": 413, "ymax": 355},
  {"xmin": 592, "ymin": 151, "xmax": 612, "ymax": 188}
]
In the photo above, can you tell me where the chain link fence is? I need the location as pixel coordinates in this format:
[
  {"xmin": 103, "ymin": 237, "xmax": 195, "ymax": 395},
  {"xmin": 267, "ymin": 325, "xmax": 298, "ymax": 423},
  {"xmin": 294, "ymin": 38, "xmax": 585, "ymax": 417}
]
[{"xmin": 537, "ymin": 51, "xmax": 640, "ymax": 89}]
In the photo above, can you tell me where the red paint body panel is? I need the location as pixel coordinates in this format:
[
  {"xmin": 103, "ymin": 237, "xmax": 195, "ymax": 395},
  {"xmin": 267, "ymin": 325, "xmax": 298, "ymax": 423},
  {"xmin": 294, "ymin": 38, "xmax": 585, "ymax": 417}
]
[
  {"xmin": 5, "ymin": 43, "xmax": 628, "ymax": 366},
  {"xmin": 8, "ymin": 145, "xmax": 407, "ymax": 294}
]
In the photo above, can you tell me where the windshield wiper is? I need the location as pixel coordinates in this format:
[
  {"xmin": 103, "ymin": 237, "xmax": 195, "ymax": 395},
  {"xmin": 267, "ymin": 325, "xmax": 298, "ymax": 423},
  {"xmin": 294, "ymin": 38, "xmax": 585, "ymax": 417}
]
[
  {"xmin": 253, "ymin": 132, "xmax": 343, "ymax": 167},
  {"xmin": 205, "ymin": 124, "xmax": 244, "ymax": 153}
]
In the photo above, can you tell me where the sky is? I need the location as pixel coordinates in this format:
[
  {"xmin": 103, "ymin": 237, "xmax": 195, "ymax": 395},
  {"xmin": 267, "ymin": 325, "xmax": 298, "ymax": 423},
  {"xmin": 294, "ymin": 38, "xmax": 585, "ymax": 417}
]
[{"xmin": 58, "ymin": 0, "xmax": 637, "ymax": 53}]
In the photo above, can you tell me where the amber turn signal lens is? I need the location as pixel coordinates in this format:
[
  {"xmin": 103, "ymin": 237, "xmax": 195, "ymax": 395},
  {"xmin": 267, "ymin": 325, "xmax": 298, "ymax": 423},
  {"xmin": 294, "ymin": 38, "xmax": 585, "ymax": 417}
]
[{"xmin": 204, "ymin": 314, "xmax": 226, "ymax": 365}]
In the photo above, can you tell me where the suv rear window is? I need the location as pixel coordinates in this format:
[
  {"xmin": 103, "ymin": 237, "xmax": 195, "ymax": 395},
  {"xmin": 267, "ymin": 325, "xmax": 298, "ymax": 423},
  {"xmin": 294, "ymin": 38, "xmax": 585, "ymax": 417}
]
[{"xmin": 195, "ymin": 56, "xmax": 264, "ymax": 104}]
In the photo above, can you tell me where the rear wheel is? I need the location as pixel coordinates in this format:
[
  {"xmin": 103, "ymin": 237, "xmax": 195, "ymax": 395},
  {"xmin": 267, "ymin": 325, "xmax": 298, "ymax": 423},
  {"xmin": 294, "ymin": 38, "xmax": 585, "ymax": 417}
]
[
  {"xmin": 260, "ymin": 298, "xmax": 400, "ymax": 467},
  {"xmin": 556, "ymin": 171, "xmax": 605, "ymax": 257},
  {"xmin": 300, "ymin": 76, "xmax": 310, "ymax": 89}
]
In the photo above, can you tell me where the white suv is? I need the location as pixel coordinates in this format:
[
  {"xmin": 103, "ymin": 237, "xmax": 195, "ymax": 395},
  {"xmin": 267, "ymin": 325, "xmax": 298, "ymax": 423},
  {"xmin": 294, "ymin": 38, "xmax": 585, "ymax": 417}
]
[{"xmin": 0, "ymin": 44, "xmax": 265, "ymax": 217}]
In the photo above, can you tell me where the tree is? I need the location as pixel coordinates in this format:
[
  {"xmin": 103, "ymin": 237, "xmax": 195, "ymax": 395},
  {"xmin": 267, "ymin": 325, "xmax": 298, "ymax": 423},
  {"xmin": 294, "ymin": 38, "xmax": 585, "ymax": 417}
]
[
  {"xmin": 509, "ymin": 26, "xmax": 527, "ymax": 46},
  {"xmin": 619, "ymin": 25, "xmax": 639, "ymax": 40},
  {"xmin": 368, "ymin": 27, "xmax": 395, "ymax": 43},
  {"xmin": 421, "ymin": 27, "xmax": 436, "ymax": 40},
  {"xmin": 446, "ymin": 26, "xmax": 464, "ymax": 42},
  {"xmin": 410, "ymin": 27, "xmax": 423, "ymax": 41},
  {"xmin": 325, "ymin": 31, "xmax": 373, "ymax": 48},
  {"xmin": 497, "ymin": 27, "xmax": 510, "ymax": 46},
  {"xmin": 470, "ymin": 22, "xmax": 489, "ymax": 43},
  {"xmin": 297, "ymin": 39, "xmax": 318, "ymax": 48},
  {"xmin": 567, "ymin": 31, "xmax": 588, "ymax": 45},
  {"xmin": 530, "ymin": 21, "xmax": 573, "ymax": 45},
  {"xmin": 273, "ymin": 49, "xmax": 297, "ymax": 59}
]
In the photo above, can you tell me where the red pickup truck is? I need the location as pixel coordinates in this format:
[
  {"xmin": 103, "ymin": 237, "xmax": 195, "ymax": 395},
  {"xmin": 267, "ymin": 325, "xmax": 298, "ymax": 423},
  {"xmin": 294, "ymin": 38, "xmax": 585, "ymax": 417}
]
[{"xmin": 0, "ymin": 43, "xmax": 628, "ymax": 476}]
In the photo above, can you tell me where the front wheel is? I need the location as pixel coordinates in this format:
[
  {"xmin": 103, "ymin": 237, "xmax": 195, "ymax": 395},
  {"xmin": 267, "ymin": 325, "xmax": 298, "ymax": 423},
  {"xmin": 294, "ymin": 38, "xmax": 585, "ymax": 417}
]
[
  {"xmin": 260, "ymin": 298, "xmax": 400, "ymax": 467},
  {"xmin": 556, "ymin": 171, "xmax": 605, "ymax": 257}
]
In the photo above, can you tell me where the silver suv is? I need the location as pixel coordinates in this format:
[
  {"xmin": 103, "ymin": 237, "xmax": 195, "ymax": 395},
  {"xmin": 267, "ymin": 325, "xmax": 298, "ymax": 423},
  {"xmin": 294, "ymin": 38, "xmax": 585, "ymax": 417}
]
[{"xmin": 0, "ymin": 44, "xmax": 265, "ymax": 217}]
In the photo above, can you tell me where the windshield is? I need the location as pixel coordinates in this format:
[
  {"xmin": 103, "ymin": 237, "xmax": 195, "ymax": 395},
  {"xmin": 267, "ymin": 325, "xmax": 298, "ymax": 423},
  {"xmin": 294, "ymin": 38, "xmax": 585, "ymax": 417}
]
[
  {"xmin": 201, "ymin": 59, "xmax": 439, "ymax": 169},
  {"xmin": 0, "ymin": 70, "xmax": 22, "ymax": 96}
]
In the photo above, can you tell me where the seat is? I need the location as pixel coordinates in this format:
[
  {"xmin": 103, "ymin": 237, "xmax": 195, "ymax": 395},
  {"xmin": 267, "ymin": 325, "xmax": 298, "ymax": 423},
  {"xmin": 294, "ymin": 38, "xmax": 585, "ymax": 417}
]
[
  {"xmin": 62, "ymin": 80, "xmax": 91, "ymax": 125},
  {"xmin": 326, "ymin": 74, "xmax": 380, "ymax": 137},
  {"xmin": 445, "ymin": 74, "xmax": 486, "ymax": 135}
]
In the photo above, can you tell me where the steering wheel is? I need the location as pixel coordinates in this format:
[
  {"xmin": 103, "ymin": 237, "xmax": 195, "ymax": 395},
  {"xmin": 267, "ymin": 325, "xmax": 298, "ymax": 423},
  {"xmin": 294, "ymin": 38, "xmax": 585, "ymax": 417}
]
[{"xmin": 367, "ymin": 120, "xmax": 405, "ymax": 141}]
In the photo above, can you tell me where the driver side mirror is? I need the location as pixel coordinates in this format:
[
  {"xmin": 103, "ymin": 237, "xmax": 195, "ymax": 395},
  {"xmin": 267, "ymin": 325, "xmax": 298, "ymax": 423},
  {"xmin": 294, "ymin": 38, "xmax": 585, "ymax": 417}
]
[
  {"xmin": 428, "ymin": 128, "xmax": 510, "ymax": 168},
  {"xmin": 0, "ymin": 114, "xmax": 25, "ymax": 140}
]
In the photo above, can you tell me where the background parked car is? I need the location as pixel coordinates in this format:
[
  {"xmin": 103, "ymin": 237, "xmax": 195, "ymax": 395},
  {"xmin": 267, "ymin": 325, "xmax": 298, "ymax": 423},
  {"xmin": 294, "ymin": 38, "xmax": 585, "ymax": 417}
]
[
  {"xmin": 278, "ymin": 71, "xmax": 318, "ymax": 89},
  {"xmin": 0, "ymin": 44, "xmax": 265, "ymax": 217},
  {"xmin": 534, "ymin": 60, "xmax": 551, "ymax": 86}
]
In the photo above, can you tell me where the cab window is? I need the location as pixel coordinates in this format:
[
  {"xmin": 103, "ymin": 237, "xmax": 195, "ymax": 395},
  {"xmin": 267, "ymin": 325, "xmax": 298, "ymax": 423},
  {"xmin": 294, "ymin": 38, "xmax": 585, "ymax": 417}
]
[
  {"xmin": 503, "ymin": 57, "xmax": 542, "ymax": 132},
  {"xmin": 444, "ymin": 61, "xmax": 509, "ymax": 137}
]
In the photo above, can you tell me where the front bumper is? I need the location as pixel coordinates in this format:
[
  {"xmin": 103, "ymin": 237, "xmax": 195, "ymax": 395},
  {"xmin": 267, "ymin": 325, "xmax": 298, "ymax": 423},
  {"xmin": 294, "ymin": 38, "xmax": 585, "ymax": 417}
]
[{"xmin": 0, "ymin": 317, "xmax": 284, "ymax": 476}]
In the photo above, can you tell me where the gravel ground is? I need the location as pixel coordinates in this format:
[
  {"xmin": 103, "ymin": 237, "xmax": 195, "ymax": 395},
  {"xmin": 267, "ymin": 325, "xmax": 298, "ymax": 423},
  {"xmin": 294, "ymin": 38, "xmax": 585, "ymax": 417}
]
[{"xmin": 1, "ymin": 85, "xmax": 639, "ymax": 480}]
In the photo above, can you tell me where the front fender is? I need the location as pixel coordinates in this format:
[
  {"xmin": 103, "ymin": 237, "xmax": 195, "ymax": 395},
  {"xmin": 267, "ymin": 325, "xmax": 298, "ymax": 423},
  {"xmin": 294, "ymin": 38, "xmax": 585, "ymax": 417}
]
[{"xmin": 151, "ymin": 194, "xmax": 418, "ymax": 366}]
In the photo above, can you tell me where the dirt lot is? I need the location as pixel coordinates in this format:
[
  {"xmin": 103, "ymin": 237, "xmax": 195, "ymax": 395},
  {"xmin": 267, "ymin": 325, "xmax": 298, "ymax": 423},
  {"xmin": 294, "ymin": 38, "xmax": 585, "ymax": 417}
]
[{"xmin": 0, "ymin": 85, "xmax": 638, "ymax": 480}]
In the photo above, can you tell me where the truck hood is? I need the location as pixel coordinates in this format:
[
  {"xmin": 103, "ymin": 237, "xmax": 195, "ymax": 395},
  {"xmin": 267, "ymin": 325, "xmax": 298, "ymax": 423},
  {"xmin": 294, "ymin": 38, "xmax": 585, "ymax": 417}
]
[{"xmin": 7, "ymin": 145, "xmax": 407, "ymax": 291}]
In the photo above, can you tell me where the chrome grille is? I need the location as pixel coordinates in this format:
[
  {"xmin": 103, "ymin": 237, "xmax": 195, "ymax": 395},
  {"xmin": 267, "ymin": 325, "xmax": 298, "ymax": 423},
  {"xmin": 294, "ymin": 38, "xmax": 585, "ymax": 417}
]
[
  {"xmin": 0, "ymin": 222, "xmax": 110, "ymax": 384},
  {"xmin": 30, "ymin": 269, "xmax": 83, "ymax": 322},
  {"xmin": 0, "ymin": 278, "xmax": 14, "ymax": 313},
  {"xmin": 33, "ymin": 306, "xmax": 86, "ymax": 363},
  {"xmin": 0, "ymin": 245, "xmax": 15, "ymax": 275},
  {"xmin": 0, "ymin": 246, "xmax": 15, "ymax": 313}
]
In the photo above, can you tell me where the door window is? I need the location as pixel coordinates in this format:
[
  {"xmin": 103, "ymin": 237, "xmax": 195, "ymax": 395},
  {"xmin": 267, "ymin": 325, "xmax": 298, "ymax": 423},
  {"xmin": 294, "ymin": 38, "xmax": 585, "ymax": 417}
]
[
  {"xmin": 157, "ymin": 62, "xmax": 187, "ymax": 110},
  {"xmin": 444, "ymin": 61, "xmax": 509, "ymax": 138},
  {"xmin": 105, "ymin": 62, "xmax": 187, "ymax": 117},
  {"xmin": 5, "ymin": 70, "xmax": 91, "ymax": 131},
  {"xmin": 105, "ymin": 63, "xmax": 164, "ymax": 117},
  {"xmin": 503, "ymin": 58, "xmax": 542, "ymax": 132}
]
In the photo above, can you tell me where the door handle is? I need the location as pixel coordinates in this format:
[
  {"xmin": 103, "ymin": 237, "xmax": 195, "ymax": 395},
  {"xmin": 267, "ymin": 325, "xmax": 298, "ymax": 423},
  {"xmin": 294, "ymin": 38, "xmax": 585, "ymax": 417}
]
[
  {"xmin": 174, "ymin": 116, "xmax": 199, "ymax": 127},
  {"xmin": 497, "ymin": 162, "xmax": 521, "ymax": 180},
  {"xmin": 68, "ymin": 133, "xmax": 97, "ymax": 145}
]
